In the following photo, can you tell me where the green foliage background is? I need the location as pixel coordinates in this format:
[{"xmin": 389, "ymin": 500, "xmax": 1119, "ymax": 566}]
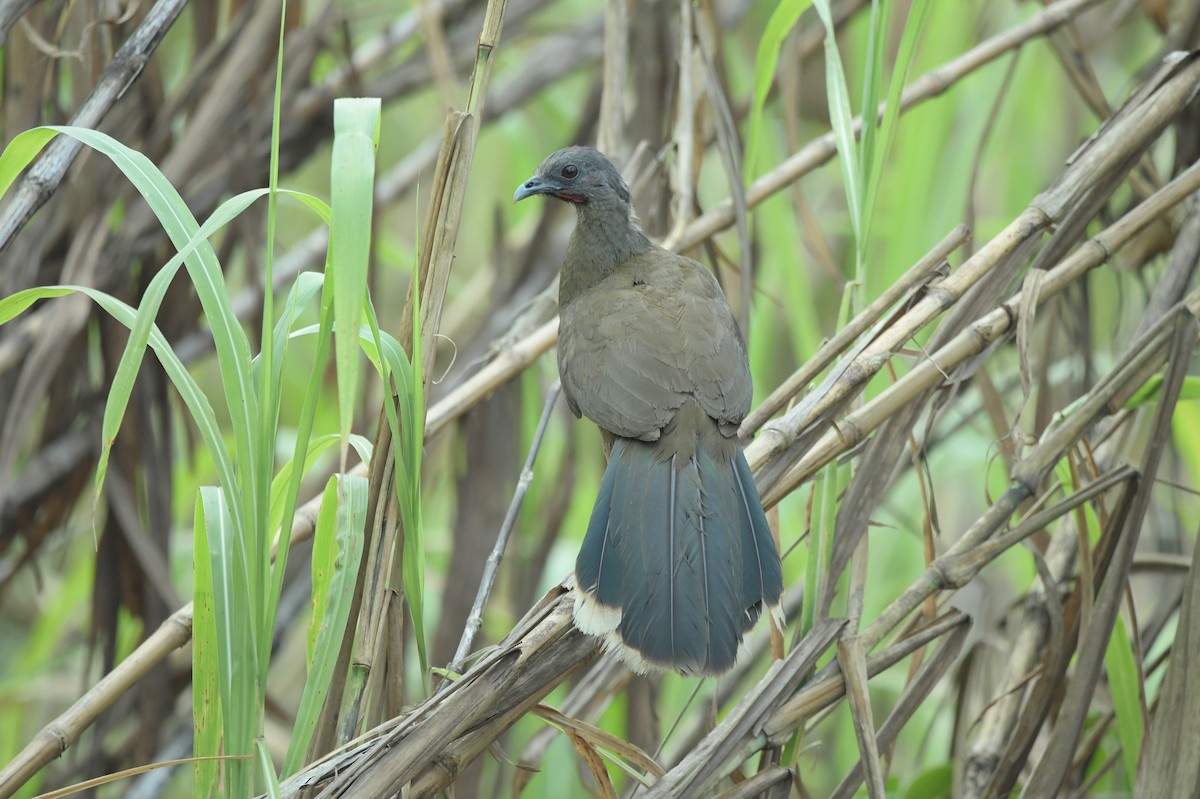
[{"xmin": 0, "ymin": 1, "xmax": 1197, "ymax": 797}]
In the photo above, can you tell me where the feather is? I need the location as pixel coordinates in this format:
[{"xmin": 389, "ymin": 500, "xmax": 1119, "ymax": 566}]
[{"xmin": 572, "ymin": 402, "xmax": 780, "ymax": 675}]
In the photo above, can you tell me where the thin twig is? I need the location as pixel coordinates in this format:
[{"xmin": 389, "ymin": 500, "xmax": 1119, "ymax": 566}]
[
  {"xmin": 445, "ymin": 379, "xmax": 563, "ymax": 678},
  {"xmin": 0, "ymin": 0, "xmax": 189, "ymax": 262}
]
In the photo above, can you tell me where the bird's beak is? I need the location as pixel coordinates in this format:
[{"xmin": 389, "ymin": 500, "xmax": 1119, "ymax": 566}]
[{"xmin": 513, "ymin": 175, "xmax": 553, "ymax": 202}]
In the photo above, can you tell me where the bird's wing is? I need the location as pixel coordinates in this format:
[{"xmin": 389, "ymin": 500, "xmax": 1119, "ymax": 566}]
[{"xmin": 558, "ymin": 249, "xmax": 751, "ymax": 441}]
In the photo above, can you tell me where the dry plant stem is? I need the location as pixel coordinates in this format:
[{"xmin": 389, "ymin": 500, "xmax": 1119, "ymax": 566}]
[
  {"xmin": 403, "ymin": 623, "xmax": 594, "ymax": 798},
  {"xmin": 530, "ymin": 703, "xmax": 664, "ymax": 778},
  {"xmin": 284, "ymin": 593, "xmax": 596, "ymax": 798},
  {"xmin": 711, "ymin": 766, "xmax": 791, "ymax": 799},
  {"xmin": 445, "ymin": 380, "xmax": 562, "ymax": 677},
  {"xmin": 837, "ymin": 638, "xmax": 887, "ymax": 798},
  {"xmin": 754, "ymin": 51, "xmax": 1200, "ymax": 500},
  {"xmin": 293, "ymin": 609, "xmax": 963, "ymax": 797},
  {"xmin": 162, "ymin": 10, "xmax": 605, "ymax": 369},
  {"xmin": 759, "ymin": 140, "xmax": 1200, "ymax": 509},
  {"xmin": 697, "ymin": 15, "xmax": 753, "ymax": 333},
  {"xmin": 9, "ymin": 161, "xmax": 1191, "ymax": 799},
  {"xmin": 0, "ymin": 0, "xmax": 39, "ymax": 46},
  {"xmin": 0, "ymin": 0, "xmax": 188, "ymax": 262},
  {"xmin": 856, "ymin": 302, "xmax": 1186, "ymax": 658},
  {"xmin": 647, "ymin": 615, "xmax": 969, "ymax": 796},
  {"xmin": 830, "ymin": 619, "xmax": 970, "ymax": 799},
  {"xmin": 670, "ymin": 0, "xmax": 698, "ymax": 246},
  {"xmin": 659, "ymin": 587, "xmax": 807, "ymax": 768},
  {"xmin": 642, "ymin": 619, "xmax": 847, "ymax": 798},
  {"xmin": 763, "ymin": 611, "xmax": 968, "ymax": 740},
  {"xmin": 418, "ymin": 0, "xmax": 1108, "ymax": 446},
  {"xmin": 740, "ymin": 224, "xmax": 969, "ymax": 439},
  {"xmin": 1021, "ymin": 320, "xmax": 1198, "ymax": 797},
  {"xmin": 0, "ymin": 313, "xmax": 562, "ymax": 794},
  {"xmin": 748, "ymin": 204, "xmax": 1050, "ymax": 494},
  {"xmin": 279, "ymin": 594, "xmax": 568, "ymax": 795},
  {"xmin": 666, "ymin": 0, "xmax": 1112, "ymax": 252},
  {"xmin": 964, "ymin": 204, "xmax": 1200, "ymax": 793},
  {"xmin": 336, "ymin": 652, "xmax": 526, "ymax": 796},
  {"xmin": 514, "ymin": 655, "xmax": 630, "ymax": 791},
  {"xmin": 0, "ymin": 605, "xmax": 194, "ymax": 799},
  {"xmin": 596, "ymin": 0, "xmax": 627, "ymax": 156},
  {"xmin": 319, "ymin": 0, "xmax": 511, "ymax": 748},
  {"xmin": 1140, "ymin": 528, "xmax": 1200, "ymax": 794},
  {"xmin": 0, "ymin": 1, "xmax": 1171, "ymax": 791},
  {"xmin": 313, "ymin": 0, "xmax": 465, "ymax": 97},
  {"xmin": 748, "ymin": 51, "xmax": 1200, "ymax": 491}
]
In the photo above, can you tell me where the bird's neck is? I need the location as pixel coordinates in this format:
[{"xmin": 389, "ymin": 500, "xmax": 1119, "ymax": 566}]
[{"xmin": 560, "ymin": 199, "xmax": 652, "ymax": 305}]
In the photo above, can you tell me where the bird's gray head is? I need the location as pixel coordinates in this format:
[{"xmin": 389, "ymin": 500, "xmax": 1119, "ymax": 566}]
[{"xmin": 513, "ymin": 146, "xmax": 632, "ymax": 208}]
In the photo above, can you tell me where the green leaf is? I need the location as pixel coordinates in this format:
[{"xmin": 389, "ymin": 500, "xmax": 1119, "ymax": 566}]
[
  {"xmin": 1126, "ymin": 374, "xmax": 1200, "ymax": 408},
  {"xmin": 0, "ymin": 286, "xmax": 73, "ymax": 325},
  {"xmin": 744, "ymin": 0, "xmax": 814, "ymax": 182},
  {"xmin": 857, "ymin": 0, "xmax": 888, "ymax": 206},
  {"xmin": 904, "ymin": 763, "xmax": 952, "ymax": 799},
  {"xmin": 861, "ymin": 0, "xmax": 933, "ymax": 263},
  {"xmin": 192, "ymin": 495, "xmax": 222, "ymax": 799},
  {"xmin": 265, "ymin": 267, "xmax": 339, "ymax": 699},
  {"xmin": 331, "ymin": 98, "xmax": 382, "ymax": 466},
  {"xmin": 267, "ymin": 432, "xmax": 372, "ymax": 543},
  {"xmin": 255, "ymin": 270, "xmax": 326, "ymax": 387},
  {"xmin": 1106, "ymin": 612, "xmax": 1145, "ymax": 789},
  {"xmin": 20, "ymin": 125, "xmax": 258, "ymax": 561},
  {"xmin": 0, "ymin": 285, "xmax": 237, "ymax": 532},
  {"xmin": 100, "ymin": 187, "xmax": 268, "ymax": 534},
  {"xmin": 282, "ymin": 474, "xmax": 367, "ymax": 777},
  {"xmin": 200, "ymin": 486, "xmax": 256, "ymax": 798},
  {"xmin": 812, "ymin": 0, "xmax": 862, "ymax": 241},
  {"xmin": 0, "ymin": 127, "xmax": 59, "ymax": 199},
  {"xmin": 257, "ymin": 736, "xmax": 283, "ymax": 799}
]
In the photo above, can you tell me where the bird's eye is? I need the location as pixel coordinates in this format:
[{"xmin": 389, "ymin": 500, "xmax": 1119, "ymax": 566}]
[{"xmin": 561, "ymin": 164, "xmax": 579, "ymax": 180}]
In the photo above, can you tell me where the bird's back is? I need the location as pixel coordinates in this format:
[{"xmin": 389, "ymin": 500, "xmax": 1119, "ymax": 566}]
[{"xmin": 557, "ymin": 246, "xmax": 752, "ymax": 443}]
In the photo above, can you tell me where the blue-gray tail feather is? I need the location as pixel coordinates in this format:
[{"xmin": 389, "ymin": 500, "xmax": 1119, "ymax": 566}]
[{"xmin": 574, "ymin": 434, "xmax": 783, "ymax": 675}]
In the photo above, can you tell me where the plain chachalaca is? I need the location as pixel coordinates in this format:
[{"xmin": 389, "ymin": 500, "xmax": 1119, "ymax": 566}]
[{"xmin": 514, "ymin": 146, "xmax": 783, "ymax": 676}]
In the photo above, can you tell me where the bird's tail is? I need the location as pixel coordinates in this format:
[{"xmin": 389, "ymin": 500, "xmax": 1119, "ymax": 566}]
[{"xmin": 572, "ymin": 403, "xmax": 784, "ymax": 675}]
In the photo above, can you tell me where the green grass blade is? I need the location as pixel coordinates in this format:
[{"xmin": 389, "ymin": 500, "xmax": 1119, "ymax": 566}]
[
  {"xmin": 744, "ymin": 0, "xmax": 813, "ymax": 182},
  {"xmin": 199, "ymin": 486, "xmax": 256, "ymax": 798},
  {"xmin": 254, "ymin": 1, "xmax": 293, "ymax": 672},
  {"xmin": 0, "ymin": 285, "xmax": 237, "ymax": 524},
  {"xmin": 257, "ymin": 736, "xmax": 282, "ymax": 799},
  {"xmin": 282, "ymin": 474, "xmax": 367, "ymax": 777},
  {"xmin": 266, "ymin": 278, "xmax": 338, "ymax": 663},
  {"xmin": 364, "ymin": 296, "xmax": 428, "ymax": 685},
  {"xmin": 814, "ymin": 1, "xmax": 863, "ymax": 243},
  {"xmin": 24, "ymin": 125, "xmax": 259, "ymax": 565},
  {"xmin": 0, "ymin": 286, "xmax": 73, "ymax": 324},
  {"xmin": 267, "ymin": 432, "xmax": 372, "ymax": 542},
  {"xmin": 0, "ymin": 127, "xmax": 60, "ymax": 198},
  {"xmin": 262, "ymin": 109, "xmax": 369, "ymax": 681},
  {"xmin": 1125, "ymin": 374, "xmax": 1200, "ymax": 408},
  {"xmin": 861, "ymin": 0, "xmax": 932, "ymax": 259},
  {"xmin": 98, "ymin": 187, "xmax": 268, "ymax": 532},
  {"xmin": 286, "ymin": 191, "xmax": 333, "ymax": 225},
  {"xmin": 1106, "ymin": 596, "xmax": 1145, "ymax": 787},
  {"xmin": 256, "ymin": 270, "xmax": 325, "ymax": 386},
  {"xmin": 857, "ymin": 0, "xmax": 888, "ymax": 227},
  {"xmin": 192, "ymin": 494, "xmax": 222, "ymax": 799},
  {"xmin": 331, "ymin": 98, "xmax": 382, "ymax": 466},
  {"xmin": 406, "ymin": 248, "xmax": 427, "ymax": 684}
]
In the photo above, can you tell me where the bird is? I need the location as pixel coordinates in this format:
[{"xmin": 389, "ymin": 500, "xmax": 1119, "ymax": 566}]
[{"xmin": 514, "ymin": 145, "xmax": 784, "ymax": 676}]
